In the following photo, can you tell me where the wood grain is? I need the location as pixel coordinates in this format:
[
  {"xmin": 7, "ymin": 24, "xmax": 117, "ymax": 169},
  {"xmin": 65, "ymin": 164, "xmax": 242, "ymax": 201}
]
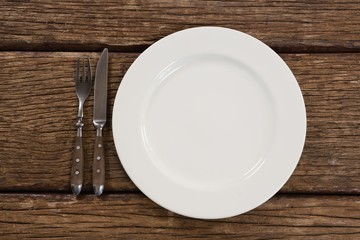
[
  {"xmin": 0, "ymin": 52, "xmax": 359, "ymax": 194},
  {"xmin": 1, "ymin": 0, "xmax": 360, "ymax": 52},
  {"xmin": 0, "ymin": 193, "xmax": 359, "ymax": 239}
]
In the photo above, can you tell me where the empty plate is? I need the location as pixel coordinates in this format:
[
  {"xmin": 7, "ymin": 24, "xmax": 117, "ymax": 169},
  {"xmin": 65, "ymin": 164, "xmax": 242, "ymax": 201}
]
[{"xmin": 112, "ymin": 27, "xmax": 306, "ymax": 219}]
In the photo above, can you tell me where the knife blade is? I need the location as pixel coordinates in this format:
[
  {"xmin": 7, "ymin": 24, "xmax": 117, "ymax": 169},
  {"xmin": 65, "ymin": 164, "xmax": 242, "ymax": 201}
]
[{"xmin": 92, "ymin": 48, "xmax": 108, "ymax": 196}]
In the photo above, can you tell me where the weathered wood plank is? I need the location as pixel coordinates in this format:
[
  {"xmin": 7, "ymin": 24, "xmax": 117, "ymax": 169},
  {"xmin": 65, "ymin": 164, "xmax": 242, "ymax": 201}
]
[
  {"xmin": 1, "ymin": 0, "xmax": 360, "ymax": 52},
  {"xmin": 0, "ymin": 52, "xmax": 359, "ymax": 193},
  {"xmin": 0, "ymin": 194, "xmax": 359, "ymax": 239}
]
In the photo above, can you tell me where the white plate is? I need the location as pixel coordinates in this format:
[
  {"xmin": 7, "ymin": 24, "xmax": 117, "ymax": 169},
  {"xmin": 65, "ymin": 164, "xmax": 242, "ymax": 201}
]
[{"xmin": 112, "ymin": 27, "xmax": 306, "ymax": 219}]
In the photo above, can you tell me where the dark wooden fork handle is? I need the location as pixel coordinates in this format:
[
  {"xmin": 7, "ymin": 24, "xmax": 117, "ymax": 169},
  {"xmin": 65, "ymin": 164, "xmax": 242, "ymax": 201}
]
[{"xmin": 71, "ymin": 135, "xmax": 83, "ymax": 195}]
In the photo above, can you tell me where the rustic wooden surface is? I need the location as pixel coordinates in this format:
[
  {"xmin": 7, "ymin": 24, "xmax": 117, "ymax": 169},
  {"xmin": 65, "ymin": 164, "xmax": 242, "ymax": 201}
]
[
  {"xmin": 0, "ymin": 194, "xmax": 359, "ymax": 239},
  {"xmin": 0, "ymin": 52, "xmax": 360, "ymax": 194},
  {"xmin": 0, "ymin": 0, "xmax": 359, "ymax": 239},
  {"xmin": 1, "ymin": 0, "xmax": 360, "ymax": 52}
]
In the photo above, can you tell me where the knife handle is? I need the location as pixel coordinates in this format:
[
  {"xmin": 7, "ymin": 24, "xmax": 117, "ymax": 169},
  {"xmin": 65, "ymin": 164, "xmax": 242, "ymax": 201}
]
[
  {"xmin": 71, "ymin": 135, "xmax": 84, "ymax": 195},
  {"xmin": 93, "ymin": 128, "xmax": 105, "ymax": 196}
]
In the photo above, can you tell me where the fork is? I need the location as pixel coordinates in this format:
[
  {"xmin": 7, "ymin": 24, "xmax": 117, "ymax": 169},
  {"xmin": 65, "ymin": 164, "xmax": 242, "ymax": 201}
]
[{"xmin": 71, "ymin": 58, "xmax": 92, "ymax": 195}]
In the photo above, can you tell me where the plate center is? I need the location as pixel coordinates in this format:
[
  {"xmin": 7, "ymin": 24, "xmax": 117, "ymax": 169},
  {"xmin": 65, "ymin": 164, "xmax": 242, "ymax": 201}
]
[{"xmin": 142, "ymin": 54, "xmax": 275, "ymax": 191}]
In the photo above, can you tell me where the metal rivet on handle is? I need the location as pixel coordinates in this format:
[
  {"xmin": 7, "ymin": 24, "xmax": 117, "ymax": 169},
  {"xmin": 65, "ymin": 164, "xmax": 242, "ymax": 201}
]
[
  {"xmin": 76, "ymin": 146, "xmax": 80, "ymax": 150},
  {"xmin": 97, "ymin": 156, "xmax": 100, "ymax": 160},
  {"xmin": 96, "ymin": 169, "xmax": 100, "ymax": 173},
  {"xmin": 75, "ymin": 158, "xmax": 80, "ymax": 163},
  {"xmin": 75, "ymin": 170, "xmax": 79, "ymax": 175}
]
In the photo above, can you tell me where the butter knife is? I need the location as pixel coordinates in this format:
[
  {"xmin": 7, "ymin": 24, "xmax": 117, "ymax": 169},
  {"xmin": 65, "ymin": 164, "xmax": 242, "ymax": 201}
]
[{"xmin": 92, "ymin": 48, "xmax": 108, "ymax": 196}]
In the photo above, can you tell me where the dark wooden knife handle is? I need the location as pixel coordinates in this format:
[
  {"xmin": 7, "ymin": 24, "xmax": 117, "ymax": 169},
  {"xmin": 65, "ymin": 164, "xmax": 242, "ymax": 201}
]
[
  {"xmin": 71, "ymin": 136, "xmax": 83, "ymax": 195},
  {"xmin": 93, "ymin": 135, "xmax": 105, "ymax": 196}
]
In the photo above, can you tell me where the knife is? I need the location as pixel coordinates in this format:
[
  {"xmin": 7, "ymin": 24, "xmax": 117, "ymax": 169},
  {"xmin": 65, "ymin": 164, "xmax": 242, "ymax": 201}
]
[{"xmin": 92, "ymin": 48, "xmax": 108, "ymax": 196}]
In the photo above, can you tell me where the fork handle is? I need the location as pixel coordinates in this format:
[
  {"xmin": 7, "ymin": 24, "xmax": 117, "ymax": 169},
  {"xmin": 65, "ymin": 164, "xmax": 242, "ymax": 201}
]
[
  {"xmin": 71, "ymin": 134, "xmax": 84, "ymax": 196},
  {"xmin": 93, "ymin": 127, "xmax": 105, "ymax": 196}
]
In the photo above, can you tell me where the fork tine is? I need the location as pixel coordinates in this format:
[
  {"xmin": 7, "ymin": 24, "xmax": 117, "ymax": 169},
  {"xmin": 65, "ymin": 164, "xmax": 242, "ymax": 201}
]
[
  {"xmin": 87, "ymin": 58, "xmax": 92, "ymax": 82},
  {"xmin": 76, "ymin": 59, "xmax": 80, "ymax": 83},
  {"xmin": 82, "ymin": 58, "xmax": 85, "ymax": 82}
]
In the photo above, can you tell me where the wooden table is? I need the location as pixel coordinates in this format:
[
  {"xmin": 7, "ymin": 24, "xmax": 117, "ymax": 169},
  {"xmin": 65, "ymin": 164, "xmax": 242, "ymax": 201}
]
[{"xmin": 1, "ymin": 1, "xmax": 359, "ymax": 239}]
